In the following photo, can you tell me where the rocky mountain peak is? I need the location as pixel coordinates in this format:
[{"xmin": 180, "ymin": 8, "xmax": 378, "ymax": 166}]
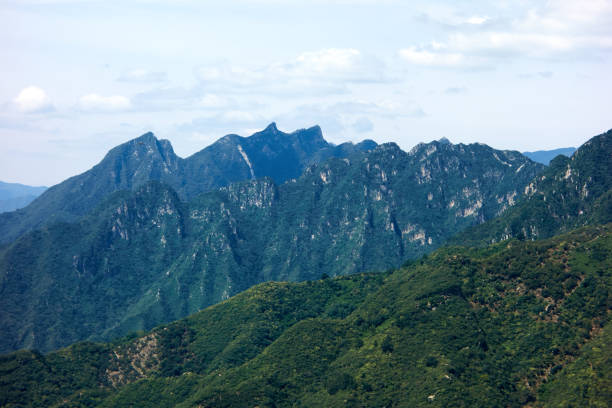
[
  {"xmin": 134, "ymin": 131, "xmax": 156, "ymax": 142},
  {"xmin": 263, "ymin": 122, "xmax": 278, "ymax": 132},
  {"xmin": 107, "ymin": 132, "xmax": 176, "ymax": 161}
]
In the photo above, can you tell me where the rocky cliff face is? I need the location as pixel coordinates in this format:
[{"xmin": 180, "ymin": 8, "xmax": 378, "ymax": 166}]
[
  {"xmin": 0, "ymin": 138, "xmax": 543, "ymax": 353},
  {"xmin": 453, "ymin": 129, "xmax": 612, "ymax": 245}
]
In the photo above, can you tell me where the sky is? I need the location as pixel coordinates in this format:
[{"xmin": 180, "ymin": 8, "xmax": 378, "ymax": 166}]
[{"xmin": 1, "ymin": 0, "xmax": 611, "ymax": 186}]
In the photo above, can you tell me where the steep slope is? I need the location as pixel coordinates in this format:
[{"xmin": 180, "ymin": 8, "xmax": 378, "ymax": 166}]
[
  {"xmin": 523, "ymin": 147, "xmax": 576, "ymax": 165},
  {"xmin": 454, "ymin": 129, "xmax": 612, "ymax": 245},
  {"xmin": 0, "ymin": 182, "xmax": 188, "ymax": 354},
  {"xmin": 1, "ymin": 225, "xmax": 609, "ymax": 407},
  {"xmin": 0, "ymin": 124, "xmax": 375, "ymax": 244},
  {"xmin": 0, "ymin": 181, "xmax": 47, "ymax": 213},
  {"xmin": 0, "ymin": 133, "xmax": 181, "ymax": 245},
  {"xmin": 0, "ymin": 140, "xmax": 543, "ymax": 353}
]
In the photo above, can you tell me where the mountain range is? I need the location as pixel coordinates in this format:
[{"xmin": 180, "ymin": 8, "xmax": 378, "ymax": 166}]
[
  {"xmin": 0, "ymin": 127, "xmax": 544, "ymax": 353},
  {"xmin": 0, "ymin": 126, "xmax": 610, "ymax": 407},
  {"xmin": 523, "ymin": 147, "xmax": 577, "ymax": 165},
  {"xmin": 0, "ymin": 181, "xmax": 46, "ymax": 214},
  {"xmin": 0, "ymin": 123, "xmax": 375, "ymax": 245}
]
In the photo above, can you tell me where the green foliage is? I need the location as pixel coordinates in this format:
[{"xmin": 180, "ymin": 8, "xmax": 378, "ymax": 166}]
[
  {"xmin": 326, "ymin": 373, "xmax": 357, "ymax": 395},
  {"xmin": 1, "ymin": 225, "xmax": 610, "ymax": 407},
  {"xmin": 537, "ymin": 323, "xmax": 612, "ymax": 407},
  {"xmin": 0, "ymin": 343, "xmax": 113, "ymax": 407},
  {"xmin": 380, "ymin": 335, "xmax": 394, "ymax": 353},
  {"xmin": 425, "ymin": 356, "xmax": 439, "ymax": 367}
]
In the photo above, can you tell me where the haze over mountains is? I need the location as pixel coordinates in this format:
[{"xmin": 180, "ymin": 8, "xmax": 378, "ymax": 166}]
[
  {"xmin": 0, "ymin": 182, "xmax": 46, "ymax": 214},
  {"xmin": 523, "ymin": 147, "xmax": 577, "ymax": 165},
  {"xmin": 0, "ymin": 126, "xmax": 610, "ymax": 407}
]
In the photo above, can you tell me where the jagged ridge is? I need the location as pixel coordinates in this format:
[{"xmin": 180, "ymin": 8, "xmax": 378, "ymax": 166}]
[{"xmin": 0, "ymin": 124, "xmax": 376, "ymax": 244}]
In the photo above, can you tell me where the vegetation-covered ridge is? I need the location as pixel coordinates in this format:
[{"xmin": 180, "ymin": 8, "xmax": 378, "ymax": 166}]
[
  {"xmin": 0, "ymin": 123, "xmax": 376, "ymax": 244},
  {"xmin": 1, "ymin": 225, "xmax": 610, "ymax": 407},
  {"xmin": 0, "ymin": 138, "xmax": 542, "ymax": 353},
  {"xmin": 453, "ymin": 128, "xmax": 612, "ymax": 246}
]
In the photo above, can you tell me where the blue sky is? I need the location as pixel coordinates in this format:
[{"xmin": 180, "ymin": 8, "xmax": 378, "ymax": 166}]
[{"xmin": 1, "ymin": 0, "xmax": 611, "ymax": 186}]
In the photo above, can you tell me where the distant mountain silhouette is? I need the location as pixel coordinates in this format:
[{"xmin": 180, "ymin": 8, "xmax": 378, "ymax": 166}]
[
  {"xmin": 0, "ymin": 181, "xmax": 46, "ymax": 213},
  {"xmin": 523, "ymin": 147, "xmax": 576, "ymax": 165}
]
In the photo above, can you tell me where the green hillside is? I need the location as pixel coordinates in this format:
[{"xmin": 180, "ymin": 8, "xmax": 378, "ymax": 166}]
[{"xmin": 1, "ymin": 225, "xmax": 610, "ymax": 407}]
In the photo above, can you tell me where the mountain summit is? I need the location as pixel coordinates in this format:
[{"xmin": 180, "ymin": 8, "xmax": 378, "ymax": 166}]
[{"xmin": 0, "ymin": 124, "xmax": 376, "ymax": 244}]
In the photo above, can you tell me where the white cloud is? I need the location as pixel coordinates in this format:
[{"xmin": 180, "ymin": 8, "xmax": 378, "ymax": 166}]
[
  {"xmin": 273, "ymin": 99, "xmax": 424, "ymax": 139},
  {"xmin": 402, "ymin": 0, "xmax": 612, "ymax": 66},
  {"xmin": 104, "ymin": 50, "xmax": 389, "ymax": 115},
  {"xmin": 449, "ymin": 32, "xmax": 577, "ymax": 56},
  {"xmin": 176, "ymin": 111, "xmax": 266, "ymax": 134},
  {"xmin": 416, "ymin": 5, "xmax": 494, "ymax": 28},
  {"xmin": 13, "ymin": 86, "xmax": 53, "ymax": 113},
  {"xmin": 277, "ymin": 49, "xmax": 388, "ymax": 83},
  {"xmin": 519, "ymin": 0, "xmax": 612, "ymax": 31},
  {"xmin": 195, "ymin": 48, "xmax": 389, "ymax": 93},
  {"xmin": 131, "ymin": 86, "xmax": 263, "ymax": 112},
  {"xmin": 79, "ymin": 94, "xmax": 131, "ymax": 111}
]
